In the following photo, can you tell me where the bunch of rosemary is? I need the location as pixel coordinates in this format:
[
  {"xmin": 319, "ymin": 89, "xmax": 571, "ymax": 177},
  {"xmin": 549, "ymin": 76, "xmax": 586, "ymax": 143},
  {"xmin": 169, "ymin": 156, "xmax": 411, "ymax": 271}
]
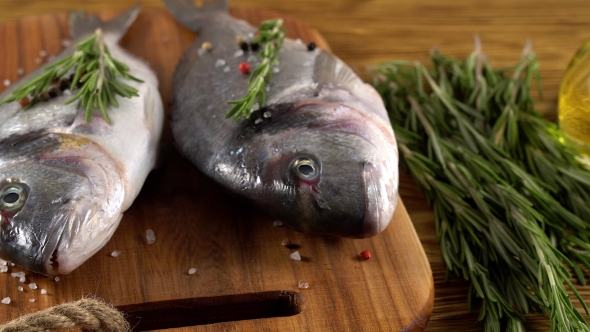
[{"xmin": 371, "ymin": 42, "xmax": 590, "ymax": 331}]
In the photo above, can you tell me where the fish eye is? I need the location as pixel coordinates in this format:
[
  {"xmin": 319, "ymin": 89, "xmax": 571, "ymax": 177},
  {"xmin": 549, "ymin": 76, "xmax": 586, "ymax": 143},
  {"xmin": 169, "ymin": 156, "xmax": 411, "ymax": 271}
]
[
  {"xmin": 292, "ymin": 158, "xmax": 319, "ymax": 180},
  {"xmin": 0, "ymin": 184, "xmax": 28, "ymax": 211}
]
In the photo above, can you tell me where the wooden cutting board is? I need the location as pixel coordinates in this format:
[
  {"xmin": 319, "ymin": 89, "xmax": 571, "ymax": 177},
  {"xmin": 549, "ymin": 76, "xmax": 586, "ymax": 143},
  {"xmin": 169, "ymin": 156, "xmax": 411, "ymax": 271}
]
[{"xmin": 0, "ymin": 7, "xmax": 433, "ymax": 331}]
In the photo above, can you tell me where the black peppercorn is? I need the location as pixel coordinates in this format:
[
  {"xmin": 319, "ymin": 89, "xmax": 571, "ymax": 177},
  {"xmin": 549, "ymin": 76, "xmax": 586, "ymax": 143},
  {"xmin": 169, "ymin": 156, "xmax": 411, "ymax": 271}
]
[
  {"xmin": 48, "ymin": 86, "xmax": 58, "ymax": 98},
  {"xmin": 250, "ymin": 42, "xmax": 260, "ymax": 51},
  {"xmin": 37, "ymin": 91, "xmax": 50, "ymax": 102},
  {"xmin": 59, "ymin": 77, "xmax": 70, "ymax": 91},
  {"xmin": 239, "ymin": 41, "xmax": 249, "ymax": 52},
  {"xmin": 307, "ymin": 42, "xmax": 316, "ymax": 51}
]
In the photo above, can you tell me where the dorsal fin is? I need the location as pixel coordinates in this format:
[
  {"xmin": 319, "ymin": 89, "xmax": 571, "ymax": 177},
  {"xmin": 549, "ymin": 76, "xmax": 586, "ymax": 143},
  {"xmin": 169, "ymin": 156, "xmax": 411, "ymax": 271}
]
[
  {"xmin": 313, "ymin": 52, "xmax": 363, "ymax": 91},
  {"xmin": 163, "ymin": 0, "xmax": 229, "ymax": 32},
  {"xmin": 69, "ymin": 6, "xmax": 140, "ymax": 42}
]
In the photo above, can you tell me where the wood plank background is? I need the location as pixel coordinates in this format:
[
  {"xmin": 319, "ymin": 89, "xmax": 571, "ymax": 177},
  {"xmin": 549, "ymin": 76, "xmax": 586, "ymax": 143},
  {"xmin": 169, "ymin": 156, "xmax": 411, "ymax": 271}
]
[{"xmin": 1, "ymin": 0, "xmax": 590, "ymax": 331}]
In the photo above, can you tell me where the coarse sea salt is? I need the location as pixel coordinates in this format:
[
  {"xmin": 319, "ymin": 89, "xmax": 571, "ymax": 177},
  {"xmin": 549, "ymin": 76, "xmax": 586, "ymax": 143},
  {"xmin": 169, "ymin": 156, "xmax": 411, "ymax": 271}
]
[
  {"xmin": 215, "ymin": 59, "xmax": 226, "ymax": 68},
  {"xmin": 54, "ymin": 277, "xmax": 60, "ymax": 282},
  {"xmin": 146, "ymin": 229, "xmax": 156, "ymax": 244},
  {"xmin": 40, "ymin": 289, "xmax": 47, "ymax": 295},
  {"xmin": 290, "ymin": 251, "xmax": 302, "ymax": 261},
  {"xmin": 29, "ymin": 299, "xmax": 35, "ymax": 303},
  {"xmin": 223, "ymin": 66, "xmax": 231, "ymax": 73},
  {"xmin": 188, "ymin": 268, "xmax": 197, "ymax": 275},
  {"xmin": 1, "ymin": 297, "xmax": 10, "ymax": 304},
  {"xmin": 234, "ymin": 49, "xmax": 244, "ymax": 58},
  {"xmin": 17, "ymin": 286, "xmax": 23, "ymax": 292},
  {"xmin": 0, "ymin": 266, "xmax": 7, "ymax": 273},
  {"xmin": 29, "ymin": 283, "xmax": 37, "ymax": 290},
  {"xmin": 0, "ymin": 259, "xmax": 6, "ymax": 266},
  {"xmin": 111, "ymin": 250, "xmax": 121, "ymax": 257},
  {"xmin": 3, "ymin": 79, "xmax": 10, "ymax": 87},
  {"xmin": 273, "ymin": 220, "xmax": 283, "ymax": 227},
  {"xmin": 39, "ymin": 50, "xmax": 47, "ymax": 57},
  {"xmin": 298, "ymin": 280, "xmax": 310, "ymax": 289}
]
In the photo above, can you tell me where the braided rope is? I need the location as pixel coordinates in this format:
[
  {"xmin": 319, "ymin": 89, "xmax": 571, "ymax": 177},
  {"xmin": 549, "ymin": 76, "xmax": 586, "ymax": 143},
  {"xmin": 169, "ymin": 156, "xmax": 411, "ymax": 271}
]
[{"xmin": 0, "ymin": 298, "xmax": 129, "ymax": 332}]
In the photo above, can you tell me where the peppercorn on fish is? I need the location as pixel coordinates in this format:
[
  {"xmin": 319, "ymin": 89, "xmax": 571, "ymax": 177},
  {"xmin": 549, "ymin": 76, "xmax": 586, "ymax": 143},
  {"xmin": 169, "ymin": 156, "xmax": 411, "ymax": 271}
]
[
  {"xmin": 0, "ymin": 8, "xmax": 164, "ymax": 274},
  {"xmin": 164, "ymin": 0, "xmax": 398, "ymax": 238}
]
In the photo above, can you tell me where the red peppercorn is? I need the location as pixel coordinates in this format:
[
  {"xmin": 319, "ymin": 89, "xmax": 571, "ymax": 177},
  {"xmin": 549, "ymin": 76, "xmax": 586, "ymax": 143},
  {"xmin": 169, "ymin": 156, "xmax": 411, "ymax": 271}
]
[
  {"xmin": 238, "ymin": 62, "xmax": 251, "ymax": 74},
  {"xmin": 19, "ymin": 96, "xmax": 30, "ymax": 108},
  {"xmin": 360, "ymin": 250, "xmax": 371, "ymax": 260}
]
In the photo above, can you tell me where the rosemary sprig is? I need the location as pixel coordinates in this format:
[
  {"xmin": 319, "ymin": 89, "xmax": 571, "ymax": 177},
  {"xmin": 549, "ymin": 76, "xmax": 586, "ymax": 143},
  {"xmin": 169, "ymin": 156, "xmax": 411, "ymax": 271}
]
[
  {"xmin": 225, "ymin": 18, "xmax": 286, "ymax": 121},
  {"xmin": 371, "ymin": 45, "xmax": 590, "ymax": 331},
  {"xmin": 0, "ymin": 28, "xmax": 142, "ymax": 124}
]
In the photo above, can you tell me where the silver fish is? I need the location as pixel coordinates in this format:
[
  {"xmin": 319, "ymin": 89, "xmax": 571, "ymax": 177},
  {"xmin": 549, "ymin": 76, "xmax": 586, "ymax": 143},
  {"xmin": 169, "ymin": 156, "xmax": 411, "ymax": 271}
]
[
  {"xmin": 0, "ymin": 8, "xmax": 164, "ymax": 274},
  {"xmin": 164, "ymin": 0, "xmax": 398, "ymax": 238}
]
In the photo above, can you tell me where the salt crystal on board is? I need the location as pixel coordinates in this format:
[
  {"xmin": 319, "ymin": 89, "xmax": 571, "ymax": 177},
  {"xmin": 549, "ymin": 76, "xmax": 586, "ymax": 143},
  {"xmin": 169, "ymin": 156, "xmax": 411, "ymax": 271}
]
[
  {"xmin": 0, "ymin": 266, "xmax": 7, "ymax": 273},
  {"xmin": 39, "ymin": 50, "xmax": 47, "ymax": 57},
  {"xmin": 215, "ymin": 59, "xmax": 226, "ymax": 68},
  {"xmin": 1, "ymin": 297, "xmax": 10, "ymax": 304},
  {"xmin": 273, "ymin": 220, "xmax": 283, "ymax": 227},
  {"xmin": 0, "ymin": 259, "xmax": 7, "ymax": 266},
  {"xmin": 111, "ymin": 250, "xmax": 121, "ymax": 257},
  {"xmin": 298, "ymin": 280, "xmax": 310, "ymax": 289},
  {"xmin": 263, "ymin": 111, "xmax": 272, "ymax": 119},
  {"xmin": 17, "ymin": 68, "xmax": 24, "ymax": 76},
  {"xmin": 3, "ymin": 79, "xmax": 10, "ymax": 87},
  {"xmin": 234, "ymin": 49, "xmax": 244, "ymax": 58},
  {"xmin": 8, "ymin": 262, "xmax": 15, "ymax": 267},
  {"xmin": 146, "ymin": 229, "xmax": 156, "ymax": 244},
  {"xmin": 19, "ymin": 276, "xmax": 25, "ymax": 283},
  {"xmin": 17, "ymin": 286, "xmax": 23, "ymax": 292},
  {"xmin": 29, "ymin": 299, "xmax": 35, "ymax": 303},
  {"xmin": 254, "ymin": 118, "xmax": 263, "ymax": 125},
  {"xmin": 29, "ymin": 283, "xmax": 37, "ymax": 290},
  {"xmin": 188, "ymin": 268, "xmax": 197, "ymax": 275},
  {"xmin": 290, "ymin": 251, "xmax": 302, "ymax": 261},
  {"xmin": 40, "ymin": 289, "xmax": 47, "ymax": 295},
  {"xmin": 54, "ymin": 277, "xmax": 60, "ymax": 282}
]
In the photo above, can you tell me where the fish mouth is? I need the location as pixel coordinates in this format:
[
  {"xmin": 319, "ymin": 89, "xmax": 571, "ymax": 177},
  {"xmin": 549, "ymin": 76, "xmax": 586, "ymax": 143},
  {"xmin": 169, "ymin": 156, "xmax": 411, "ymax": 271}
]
[{"xmin": 362, "ymin": 161, "xmax": 397, "ymax": 238}]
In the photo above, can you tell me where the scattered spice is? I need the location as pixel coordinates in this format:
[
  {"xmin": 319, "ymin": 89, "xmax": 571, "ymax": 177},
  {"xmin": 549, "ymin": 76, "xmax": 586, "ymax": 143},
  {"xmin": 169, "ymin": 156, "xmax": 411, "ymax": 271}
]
[
  {"xmin": 235, "ymin": 35, "xmax": 244, "ymax": 44},
  {"xmin": 188, "ymin": 268, "xmax": 197, "ymax": 275},
  {"xmin": 201, "ymin": 41, "xmax": 213, "ymax": 51},
  {"xmin": 307, "ymin": 42, "xmax": 316, "ymax": 51},
  {"xmin": 290, "ymin": 251, "xmax": 302, "ymax": 261},
  {"xmin": 298, "ymin": 280, "xmax": 310, "ymax": 289},
  {"xmin": 360, "ymin": 250, "xmax": 371, "ymax": 260},
  {"xmin": 238, "ymin": 62, "xmax": 251, "ymax": 74},
  {"xmin": 239, "ymin": 41, "xmax": 249, "ymax": 52},
  {"xmin": 19, "ymin": 97, "xmax": 30, "ymax": 108}
]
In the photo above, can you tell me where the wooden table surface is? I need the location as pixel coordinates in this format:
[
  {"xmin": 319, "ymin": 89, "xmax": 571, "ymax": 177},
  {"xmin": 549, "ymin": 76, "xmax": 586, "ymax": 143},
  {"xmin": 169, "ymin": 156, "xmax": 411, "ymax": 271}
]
[{"xmin": 1, "ymin": 0, "xmax": 590, "ymax": 331}]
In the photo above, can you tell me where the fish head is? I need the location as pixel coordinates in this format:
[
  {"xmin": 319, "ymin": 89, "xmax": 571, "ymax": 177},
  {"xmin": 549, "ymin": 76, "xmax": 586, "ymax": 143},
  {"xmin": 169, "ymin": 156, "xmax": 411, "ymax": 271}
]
[
  {"xmin": 0, "ymin": 132, "xmax": 124, "ymax": 275},
  {"xmin": 249, "ymin": 100, "xmax": 398, "ymax": 238}
]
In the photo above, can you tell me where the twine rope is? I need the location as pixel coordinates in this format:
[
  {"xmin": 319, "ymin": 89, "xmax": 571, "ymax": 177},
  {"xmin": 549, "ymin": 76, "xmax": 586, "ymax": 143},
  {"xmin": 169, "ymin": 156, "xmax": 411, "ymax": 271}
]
[{"xmin": 0, "ymin": 298, "xmax": 129, "ymax": 332}]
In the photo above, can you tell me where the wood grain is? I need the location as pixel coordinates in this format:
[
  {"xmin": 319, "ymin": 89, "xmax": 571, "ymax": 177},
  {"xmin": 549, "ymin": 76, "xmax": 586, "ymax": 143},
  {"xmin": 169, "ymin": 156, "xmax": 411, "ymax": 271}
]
[{"xmin": 0, "ymin": 7, "xmax": 433, "ymax": 332}]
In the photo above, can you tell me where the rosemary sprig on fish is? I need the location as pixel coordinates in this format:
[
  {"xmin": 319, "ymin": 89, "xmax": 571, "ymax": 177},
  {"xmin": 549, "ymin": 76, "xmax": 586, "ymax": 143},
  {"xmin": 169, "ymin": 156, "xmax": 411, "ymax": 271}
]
[
  {"xmin": 0, "ymin": 28, "xmax": 143, "ymax": 124},
  {"xmin": 225, "ymin": 18, "xmax": 285, "ymax": 121}
]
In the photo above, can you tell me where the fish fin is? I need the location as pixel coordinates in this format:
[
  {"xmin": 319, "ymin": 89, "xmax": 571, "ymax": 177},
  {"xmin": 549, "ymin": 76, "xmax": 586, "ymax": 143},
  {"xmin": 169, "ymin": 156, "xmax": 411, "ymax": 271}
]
[
  {"xmin": 314, "ymin": 52, "xmax": 363, "ymax": 91},
  {"xmin": 68, "ymin": 6, "xmax": 141, "ymax": 42},
  {"xmin": 163, "ymin": 0, "xmax": 229, "ymax": 32}
]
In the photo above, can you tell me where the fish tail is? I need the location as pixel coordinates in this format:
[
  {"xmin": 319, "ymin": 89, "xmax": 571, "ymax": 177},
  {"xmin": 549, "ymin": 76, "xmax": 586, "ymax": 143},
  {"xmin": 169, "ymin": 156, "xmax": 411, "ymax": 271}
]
[
  {"xmin": 68, "ymin": 6, "xmax": 141, "ymax": 42},
  {"xmin": 163, "ymin": 0, "xmax": 229, "ymax": 32}
]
